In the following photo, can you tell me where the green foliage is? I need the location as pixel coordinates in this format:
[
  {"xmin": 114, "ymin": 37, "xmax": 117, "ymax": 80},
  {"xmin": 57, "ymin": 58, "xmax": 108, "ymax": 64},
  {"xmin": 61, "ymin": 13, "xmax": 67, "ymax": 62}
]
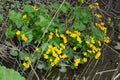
[
  {"xmin": 5, "ymin": 25, "xmax": 16, "ymax": 38},
  {"xmin": 0, "ymin": 66, "xmax": 25, "ymax": 80},
  {"xmin": 5, "ymin": 1, "xmax": 109, "ymax": 72},
  {"xmin": 0, "ymin": 14, "xmax": 3, "ymax": 21},
  {"xmin": 10, "ymin": 49, "xmax": 18, "ymax": 56},
  {"xmin": 115, "ymin": 42, "xmax": 120, "ymax": 49}
]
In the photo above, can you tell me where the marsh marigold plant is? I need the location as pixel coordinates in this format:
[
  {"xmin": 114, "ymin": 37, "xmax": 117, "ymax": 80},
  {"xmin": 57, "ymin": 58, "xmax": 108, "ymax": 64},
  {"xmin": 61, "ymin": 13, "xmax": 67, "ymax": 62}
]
[{"xmin": 5, "ymin": 1, "xmax": 111, "ymax": 72}]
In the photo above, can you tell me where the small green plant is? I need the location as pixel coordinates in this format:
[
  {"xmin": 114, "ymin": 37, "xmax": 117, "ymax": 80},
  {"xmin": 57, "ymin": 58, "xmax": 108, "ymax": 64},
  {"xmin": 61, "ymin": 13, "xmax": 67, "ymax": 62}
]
[
  {"xmin": 0, "ymin": 66, "xmax": 25, "ymax": 80},
  {"xmin": 5, "ymin": 1, "xmax": 110, "ymax": 72}
]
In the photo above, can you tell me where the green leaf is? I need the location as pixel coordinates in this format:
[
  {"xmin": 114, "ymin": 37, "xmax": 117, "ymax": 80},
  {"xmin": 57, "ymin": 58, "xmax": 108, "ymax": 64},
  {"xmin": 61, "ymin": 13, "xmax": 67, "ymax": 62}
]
[
  {"xmin": 10, "ymin": 49, "xmax": 18, "ymax": 56},
  {"xmin": 73, "ymin": 22, "xmax": 86, "ymax": 31},
  {"xmin": 37, "ymin": 63, "xmax": 45, "ymax": 69},
  {"xmin": 118, "ymin": 34, "xmax": 120, "ymax": 39},
  {"xmin": 23, "ymin": 5, "xmax": 34, "ymax": 12},
  {"xmin": 5, "ymin": 25, "xmax": 15, "ymax": 38},
  {"xmin": 0, "ymin": 14, "xmax": 3, "ymax": 21},
  {"xmin": 50, "ymin": 2, "xmax": 60, "ymax": 9},
  {"xmin": 90, "ymin": 26, "xmax": 104, "ymax": 41},
  {"xmin": 25, "ymin": 30, "xmax": 33, "ymax": 43},
  {"xmin": 59, "ymin": 66, "xmax": 67, "ymax": 73},
  {"xmin": 59, "ymin": 62, "xmax": 68, "ymax": 67},
  {"xmin": 0, "ymin": 66, "xmax": 25, "ymax": 80},
  {"xmin": 115, "ymin": 42, "xmax": 120, "ymax": 49},
  {"xmin": 9, "ymin": 10, "xmax": 23, "ymax": 28}
]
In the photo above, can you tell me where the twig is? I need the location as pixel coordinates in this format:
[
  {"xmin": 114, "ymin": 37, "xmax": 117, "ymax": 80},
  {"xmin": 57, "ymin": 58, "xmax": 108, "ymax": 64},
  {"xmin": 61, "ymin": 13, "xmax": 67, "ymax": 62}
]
[
  {"xmin": 96, "ymin": 69, "xmax": 117, "ymax": 75},
  {"xmin": 113, "ymin": 73, "xmax": 120, "ymax": 80},
  {"xmin": 31, "ymin": 65, "xmax": 40, "ymax": 80},
  {"xmin": 104, "ymin": 43, "xmax": 120, "ymax": 55}
]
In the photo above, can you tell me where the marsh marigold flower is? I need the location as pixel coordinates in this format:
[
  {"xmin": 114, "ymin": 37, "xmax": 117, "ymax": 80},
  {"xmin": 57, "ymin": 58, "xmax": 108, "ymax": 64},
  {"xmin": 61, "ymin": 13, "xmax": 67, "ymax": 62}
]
[
  {"xmin": 49, "ymin": 32, "xmax": 54, "ymax": 39},
  {"xmin": 95, "ymin": 14, "xmax": 102, "ymax": 19},
  {"xmin": 22, "ymin": 14, "xmax": 27, "ymax": 19},
  {"xmin": 95, "ymin": 52, "xmax": 101, "ymax": 59},
  {"xmin": 35, "ymin": 47, "xmax": 39, "ymax": 52},
  {"xmin": 16, "ymin": 30, "xmax": 21, "ymax": 35},
  {"xmin": 23, "ymin": 56, "xmax": 31, "ymax": 68},
  {"xmin": 73, "ymin": 47, "xmax": 77, "ymax": 51},
  {"xmin": 21, "ymin": 34, "xmax": 28, "ymax": 42},
  {"xmin": 83, "ymin": 57, "xmax": 87, "ymax": 63},
  {"xmin": 74, "ymin": 58, "xmax": 80, "ymax": 67},
  {"xmin": 104, "ymin": 36, "xmax": 110, "ymax": 43},
  {"xmin": 108, "ymin": 17, "xmax": 111, "ymax": 24},
  {"xmin": 32, "ymin": 6, "xmax": 38, "ymax": 11}
]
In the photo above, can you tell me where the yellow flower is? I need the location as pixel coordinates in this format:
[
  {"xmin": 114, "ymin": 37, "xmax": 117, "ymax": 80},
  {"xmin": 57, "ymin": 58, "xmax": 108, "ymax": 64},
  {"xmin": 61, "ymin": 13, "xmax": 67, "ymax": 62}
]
[
  {"xmin": 25, "ymin": 56, "xmax": 30, "ymax": 61},
  {"xmin": 104, "ymin": 36, "xmax": 110, "ymax": 43},
  {"xmin": 74, "ymin": 30, "xmax": 80, "ymax": 36},
  {"xmin": 49, "ymin": 58, "xmax": 53, "ymax": 62},
  {"xmin": 32, "ymin": 6, "xmax": 38, "ymax": 11},
  {"xmin": 16, "ymin": 30, "xmax": 21, "ymax": 35},
  {"xmin": 55, "ymin": 29, "xmax": 59, "ymax": 37},
  {"xmin": 83, "ymin": 52, "xmax": 87, "ymax": 56},
  {"xmin": 95, "ymin": 52, "xmax": 101, "ymax": 59},
  {"xmin": 83, "ymin": 57, "xmax": 87, "ymax": 63},
  {"xmin": 49, "ymin": 32, "xmax": 54, "ymax": 39},
  {"xmin": 48, "ymin": 45, "xmax": 53, "ymax": 49},
  {"xmin": 21, "ymin": 34, "xmax": 28, "ymax": 42},
  {"xmin": 60, "ymin": 34, "xmax": 67, "ymax": 44},
  {"xmin": 70, "ymin": 33, "xmax": 77, "ymax": 38},
  {"xmin": 90, "ymin": 37, "xmax": 95, "ymax": 44},
  {"xmin": 22, "ymin": 14, "xmax": 27, "ymax": 19},
  {"xmin": 73, "ymin": 47, "xmax": 77, "ymax": 51},
  {"xmin": 23, "ymin": 56, "xmax": 31, "ymax": 68},
  {"xmin": 81, "ymin": 0, "xmax": 84, "ymax": 3},
  {"xmin": 95, "ymin": 2, "xmax": 99, "ymax": 6},
  {"xmin": 86, "ymin": 41, "xmax": 90, "ymax": 44},
  {"xmin": 100, "ymin": 22, "xmax": 104, "ymax": 26},
  {"xmin": 66, "ymin": 30, "xmax": 71, "ymax": 34},
  {"xmin": 95, "ymin": 2, "xmax": 100, "ymax": 9},
  {"xmin": 60, "ymin": 43, "xmax": 65, "ymax": 49},
  {"xmin": 76, "ymin": 36, "xmax": 82, "ymax": 43},
  {"xmin": 44, "ymin": 54, "xmax": 48, "ymax": 59},
  {"xmin": 60, "ymin": 54, "xmax": 67, "ymax": 59},
  {"xmin": 95, "ymin": 14, "xmax": 102, "ymax": 19},
  {"xmin": 51, "ymin": 62, "xmax": 55, "ymax": 66},
  {"xmin": 52, "ymin": 52, "xmax": 58, "ymax": 58},
  {"xmin": 35, "ymin": 47, "xmax": 39, "ymax": 52},
  {"xmin": 87, "ymin": 50, "xmax": 92, "ymax": 53},
  {"xmin": 89, "ymin": 4, "xmax": 94, "ymax": 9},
  {"xmin": 74, "ymin": 58, "xmax": 80, "ymax": 67},
  {"xmin": 98, "ymin": 41, "xmax": 101, "ymax": 46},
  {"xmin": 108, "ymin": 17, "xmax": 111, "ymax": 24},
  {"xmin": 23, "ymin": 62, "xmax": 30, "ymax": 68}
]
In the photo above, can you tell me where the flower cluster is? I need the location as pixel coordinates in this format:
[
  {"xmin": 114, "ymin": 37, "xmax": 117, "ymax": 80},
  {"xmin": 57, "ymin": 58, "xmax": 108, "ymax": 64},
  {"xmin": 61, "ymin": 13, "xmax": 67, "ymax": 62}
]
[
  {"xmin": 66, "ymin": 30, "xmax": 82, "ymax": 44},
  {"xmin": 84, "ymin": 36, "xmax": 102, "ymax": 59},
  {"xmin": 44, "ymin": 45, "xmax": 67, "ymax": 66},
  {"xmin": 89, "ymin": 2, "xmax": 100, "ymax": 9},
  {"xmin": 95, "ymin": 22, "xmax": 107, "ymax": 33},
  {"xmin": 23, "ymin": 56, "xmax": 32, "ymax": 68},
  {"xmin": 16, "ymin": 30, "xmax": 28, "ymax": 42},
  {"xmin": 74, "ymin": 58, "xmax": 80, "ymax": 67},
  {"xmin": 89, "ymin": 2, "xmax": 111, "ymax": 44},
  {"xmin": 104, "ymin": 36, "xmax": 110, "ymax": 43},
  {"xmin": 60, "ymin": 34, "xmax": 68, "ymax": 44}
]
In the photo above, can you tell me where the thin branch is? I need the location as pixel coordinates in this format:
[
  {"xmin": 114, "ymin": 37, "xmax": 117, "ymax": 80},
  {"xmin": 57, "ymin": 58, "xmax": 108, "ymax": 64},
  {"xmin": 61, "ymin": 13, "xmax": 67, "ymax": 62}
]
[
  {"xmin": 113, "ymin": 73, "xmax": 120, "ymax": 80},
  {"xmin": 96, "ymin": 69, "xmax": 117, "ymax": 75},
  {"xmin": 31, "ymin": 65, "xmax": 40, "ymax": 80}
]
